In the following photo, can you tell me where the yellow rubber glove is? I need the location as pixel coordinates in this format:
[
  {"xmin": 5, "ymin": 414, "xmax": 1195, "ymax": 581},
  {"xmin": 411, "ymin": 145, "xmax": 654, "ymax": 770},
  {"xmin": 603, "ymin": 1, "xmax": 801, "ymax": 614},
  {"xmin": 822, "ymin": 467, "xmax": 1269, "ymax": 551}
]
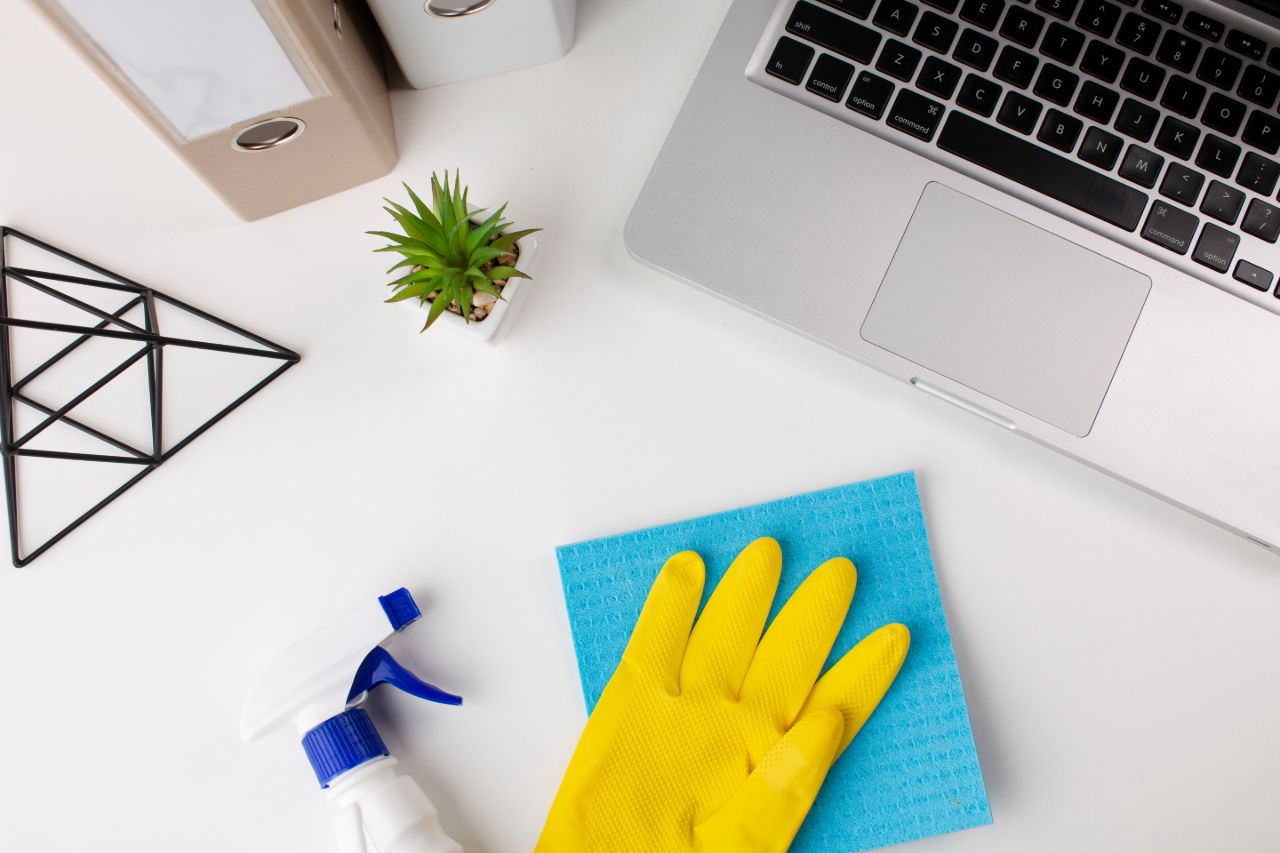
[{"xmin": 537, "ymin": 537, "xmax": 910, "ymax": 853}]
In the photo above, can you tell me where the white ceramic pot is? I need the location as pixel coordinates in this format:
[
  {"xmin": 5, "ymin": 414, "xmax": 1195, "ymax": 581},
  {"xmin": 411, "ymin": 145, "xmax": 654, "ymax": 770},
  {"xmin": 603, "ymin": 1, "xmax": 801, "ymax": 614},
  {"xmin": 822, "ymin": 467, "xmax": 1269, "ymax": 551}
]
[
  {"xmin": 367, "ymin": 0, "xmax": 577, "ymax": 89},
  {"xmin": 402, "ymin": 231, "xmax": 538, "ymax": 343}
]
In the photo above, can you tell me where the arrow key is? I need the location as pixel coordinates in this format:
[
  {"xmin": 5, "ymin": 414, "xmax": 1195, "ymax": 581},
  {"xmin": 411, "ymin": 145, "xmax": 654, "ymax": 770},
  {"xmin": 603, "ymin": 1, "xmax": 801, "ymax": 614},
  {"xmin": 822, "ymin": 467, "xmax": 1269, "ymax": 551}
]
[
  {"xmin": 1159, "ymin": 161, "xmax": 1206, "ymax": 205},
  {"xmin": 1233, "ymin": 260, "xmax": 1274, "ymax": 291}
]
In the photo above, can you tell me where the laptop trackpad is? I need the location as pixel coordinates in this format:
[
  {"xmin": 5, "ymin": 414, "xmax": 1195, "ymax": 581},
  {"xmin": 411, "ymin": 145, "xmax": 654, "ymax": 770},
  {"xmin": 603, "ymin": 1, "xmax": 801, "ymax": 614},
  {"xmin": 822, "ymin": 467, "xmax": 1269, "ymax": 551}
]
[{"xmin": 860, "ymin": 182, "xmax": 1150, "ymax": 437}]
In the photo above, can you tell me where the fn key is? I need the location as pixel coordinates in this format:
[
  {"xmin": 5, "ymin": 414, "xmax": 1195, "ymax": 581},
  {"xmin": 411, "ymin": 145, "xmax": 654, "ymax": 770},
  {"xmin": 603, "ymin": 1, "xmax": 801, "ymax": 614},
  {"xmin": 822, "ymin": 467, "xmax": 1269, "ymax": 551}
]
[
  {"xmin": 887, "ymin": 90, "xmax": 946, "ymax": 141},
  {"xmin": 766, "ymin": 37, "xmax": 816, "ymax": 85}
]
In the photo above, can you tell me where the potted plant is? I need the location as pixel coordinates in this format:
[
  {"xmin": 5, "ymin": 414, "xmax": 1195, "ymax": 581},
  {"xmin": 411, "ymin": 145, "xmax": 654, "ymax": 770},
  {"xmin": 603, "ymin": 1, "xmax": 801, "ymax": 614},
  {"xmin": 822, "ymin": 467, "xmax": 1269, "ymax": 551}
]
[{"xmin": 370, "ymin": 172, "xmax": 540, "ymax": 341}]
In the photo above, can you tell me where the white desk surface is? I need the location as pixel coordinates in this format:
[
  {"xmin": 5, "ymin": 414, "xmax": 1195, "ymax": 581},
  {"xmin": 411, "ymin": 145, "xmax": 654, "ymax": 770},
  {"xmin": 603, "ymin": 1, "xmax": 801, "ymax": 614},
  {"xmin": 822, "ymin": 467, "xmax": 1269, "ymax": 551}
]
[{"xmin": 1, "ymin": 1, "xmax": 1278, "ymax": 851}]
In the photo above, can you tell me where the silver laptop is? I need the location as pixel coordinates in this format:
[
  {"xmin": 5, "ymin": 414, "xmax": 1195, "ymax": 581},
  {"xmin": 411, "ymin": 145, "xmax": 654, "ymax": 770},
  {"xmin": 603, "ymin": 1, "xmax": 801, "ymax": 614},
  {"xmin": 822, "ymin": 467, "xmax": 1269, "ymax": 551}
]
[{"xmin": 627, "ymin": 0, "xmax": 1280, "ymax": 549}]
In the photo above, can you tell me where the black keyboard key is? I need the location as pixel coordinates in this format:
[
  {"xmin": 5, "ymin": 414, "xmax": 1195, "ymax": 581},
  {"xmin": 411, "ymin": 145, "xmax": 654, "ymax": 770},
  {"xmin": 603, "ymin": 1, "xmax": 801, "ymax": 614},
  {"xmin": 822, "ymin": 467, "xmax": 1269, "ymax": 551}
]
[
  {"xmin": 1160, "ymin": 74, "xmax": 1206, "ymax": 117},
  {"xmin": 955, "ymin": 28, "xmax": 999, "ymax": 70},
  {"xmin": 1197, "ymin": 48, "xmax": 1242, "ymax": 89},
  {"xmin": 1160, "ymin": 161, "xmax": 1206, "ymax": 204},
  {"xmin": 1242, "ymin": 198, "xmax": 1280, "ymax": 242},
  {"xmin": 1077, "ymin": 0, "xmax": 1122, "ymax": 37},
  {"xmin": 1074, "ymin": 81, "xmax": 1120, "ymax": 122},
  {"xmin": 923, "ymin": 0, "xmax": 960, "ymax": 11},
  {"xmin": 766, "ymin": 37, "xmax": 817, "ymax": 84},
  {"xmin": 1237, "ymin": 65, "xmax": 1280, "ymax": 108},
  {"xmin": 1081, "ymin": 40, "xmax": 1125, "ymax": 82},
  {"xmin": 914, "ymin": 12, "xmax": 960, "ymax": 53},
  {"xmin": 960, "ymin": 0, "xmax": 1006, "ymax": 29},
  {"xmin": 1196, "ymin": 134, "xmax": 1242, "ymax": 177},
  {"xmin": 1041, "ymin": 23, "xmax": 1086, "ymax": 64},
  {"xmin": 1237, "ymin": 151, "xmax": 1280, "ymax": 195},
  {"xmin": 1226, "ymin": 29, "xmax": 1267, "ymax": 61},
  {"xmin": 820, "ymin": 0, "xmax": 876, "ymax": 17},
  {"xmin": 957, "ymin": 74, "xmax": 1005, "ymax": 115},
  {"xmin": 919, "ymin": 56, "xmax": 964, "ymax": 96},
  {"xmin": 1079, "ymin": 125, "xmax": 1125, "ymax": 168},
  {"xmin": 995, "ymin": 45, "xmax": 1040, "ymax": 87},
  {"xmin": 1242, "ymin": 110, "xmax": 1280, "ymax": 154},
  {"xmin": 1039, "ymin": 108, "xmax": 1084, "ymax": 150},
  {"xmin": 1142, "ymin": 199, "xmax": 1199, "ymax": 252},
  {"xmin": 887, "ymin": 89, "xmax": 947, "ymax": 139},
  {"xmin": 1233, "ymin": 260, "xmax": 1273, "ymax": 291},
  {"xmin": 937, "ymin": 111, "xmax": 1149, "ymax": 228},
  {"xmin": 1155, "ymin": 115, "xmax": 1200, "ymax": 158},
  {"xmin": 1201, "ymin": 92, "xmax": 1246, "ymax": 135},
  {"xmin": 1193, "ymin": 222, "xmax": 1239, "ymax": 271},
  {"xmin": 1117, "ymin": 13, "xmax": 1161, "ymax": 54},
  {"xmin": 1120, "ymin": 58, "xmax": 1166, "ymax": 99},
  {"xmin": 1184, "ymin": 11, "xmax": 1224, "ymax": 43},
  {"xmin": 877, "ymin": 40, "xmax": 925, "ymax": 80},
  {"xmin": 1035, "ymin": 63, "xmax": 1079, "ymax": 104},
  {"xmin": 847, "ymin": 70, "xmax": 897, "ymax": 117},
  {"xmin": 1199, "ymin": 179, "xmax": 1245, "ymax": 222},
  {"xmin": 1119, "ymin": 144, "xmax": 1164, "ymax": 186},
  {"xmin": 1141, "ymin": 0, "xmax": 1182, "ymax": 24},
  {"xmin": 998, "ymin": 90, "xmax": 1044, "ymax": 132},
  {"xmin": 874, "ymin": 0, "xmax": 921, "ymax": 35},
  {"xmin": 1115, "ymin": 97, "xmax": 1160, "ymax": 141},
  {"xmin": 807, "ymin": 54, "xmax": 857, "ymax": 100},
  {"xmin": 1270, "ymin": 46, "xmax": 1280, "ymax": 71},
  {"xmin": 789, "ymin": 2, "xmax": 884, "ymax": 63},
  {"xmin": 1001, "ymin": 7, "xmax": 1047, "ymax": 47},
  {"xmin": 1157, "ymin": 31, "xmax": 1202, "ymax": 73},
  {"xmin": 1036, "ymin": 0, "xmax": 1080, "ymax": 20}
]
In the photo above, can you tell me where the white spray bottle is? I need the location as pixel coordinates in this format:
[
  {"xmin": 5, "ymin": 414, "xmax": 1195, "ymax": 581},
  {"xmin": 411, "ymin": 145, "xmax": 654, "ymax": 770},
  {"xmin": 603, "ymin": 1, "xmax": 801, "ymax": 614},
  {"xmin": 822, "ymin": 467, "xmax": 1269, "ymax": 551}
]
[{"xmin": 242, "ymin": 588, "xmax": 464, "ymax": 853}]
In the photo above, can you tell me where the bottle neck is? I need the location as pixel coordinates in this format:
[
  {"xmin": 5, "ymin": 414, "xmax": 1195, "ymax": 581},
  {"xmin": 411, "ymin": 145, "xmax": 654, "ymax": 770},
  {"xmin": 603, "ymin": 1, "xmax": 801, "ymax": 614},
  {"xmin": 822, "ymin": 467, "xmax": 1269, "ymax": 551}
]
[{"xmin": 325, "ymin": 755, "xmax": 400, "ymax": 807}]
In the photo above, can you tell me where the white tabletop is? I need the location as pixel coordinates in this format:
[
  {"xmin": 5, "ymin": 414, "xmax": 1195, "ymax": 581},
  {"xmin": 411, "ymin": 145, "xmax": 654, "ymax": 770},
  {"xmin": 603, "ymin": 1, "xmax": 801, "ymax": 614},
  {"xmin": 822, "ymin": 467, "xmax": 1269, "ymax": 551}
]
[{"xmin": 2, "ymin": 1, "xmax": 1278, "ymax": 851}]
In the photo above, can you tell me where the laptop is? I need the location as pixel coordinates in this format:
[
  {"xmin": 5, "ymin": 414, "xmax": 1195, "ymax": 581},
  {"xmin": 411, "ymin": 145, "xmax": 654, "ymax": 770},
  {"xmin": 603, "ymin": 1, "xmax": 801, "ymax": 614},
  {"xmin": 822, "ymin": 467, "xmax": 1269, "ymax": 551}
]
[{"xmin": 626, "ymin": 0, "xmax": 1280, "ymax": 550}]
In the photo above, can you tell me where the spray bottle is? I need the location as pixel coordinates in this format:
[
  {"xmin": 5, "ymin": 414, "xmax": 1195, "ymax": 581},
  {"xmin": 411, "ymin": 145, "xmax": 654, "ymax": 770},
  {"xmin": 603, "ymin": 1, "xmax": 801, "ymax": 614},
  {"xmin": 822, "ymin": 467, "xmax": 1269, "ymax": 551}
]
[{"xmin": 242, "ymin": 588, "xmax": 464, "ymax": 853}]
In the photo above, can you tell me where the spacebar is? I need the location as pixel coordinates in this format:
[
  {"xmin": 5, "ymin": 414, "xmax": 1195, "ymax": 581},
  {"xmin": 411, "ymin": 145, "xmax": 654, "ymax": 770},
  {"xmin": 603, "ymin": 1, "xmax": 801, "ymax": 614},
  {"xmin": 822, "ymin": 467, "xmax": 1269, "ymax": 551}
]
[{"xmin": 936, "ymin": 112, "xmax": 1148, "ymax": 232}]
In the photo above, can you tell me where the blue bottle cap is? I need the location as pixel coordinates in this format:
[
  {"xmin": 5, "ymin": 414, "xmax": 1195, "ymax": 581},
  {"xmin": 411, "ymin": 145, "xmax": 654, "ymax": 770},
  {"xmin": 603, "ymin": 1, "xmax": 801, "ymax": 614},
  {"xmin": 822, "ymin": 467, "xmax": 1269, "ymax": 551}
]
[{"xmin": 301, "ymin": 708, "xmax": 388, "ymax": 788}]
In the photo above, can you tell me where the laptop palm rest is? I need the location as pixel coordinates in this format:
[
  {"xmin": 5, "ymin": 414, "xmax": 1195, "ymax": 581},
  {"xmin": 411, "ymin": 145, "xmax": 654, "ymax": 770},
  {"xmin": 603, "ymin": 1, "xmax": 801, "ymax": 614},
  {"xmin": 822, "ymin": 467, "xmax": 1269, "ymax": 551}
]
[{"xmin": 861, "ymin": 183, "xmax": 1151, "ymax": 437}]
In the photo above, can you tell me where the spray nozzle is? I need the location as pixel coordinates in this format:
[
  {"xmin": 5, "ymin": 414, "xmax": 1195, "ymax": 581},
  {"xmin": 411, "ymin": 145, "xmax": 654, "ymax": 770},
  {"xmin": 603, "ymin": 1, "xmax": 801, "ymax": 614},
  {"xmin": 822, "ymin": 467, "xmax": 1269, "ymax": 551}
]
[{"xmin": 242, "ymin": 587, "xmax": 461, "ymax": 789}]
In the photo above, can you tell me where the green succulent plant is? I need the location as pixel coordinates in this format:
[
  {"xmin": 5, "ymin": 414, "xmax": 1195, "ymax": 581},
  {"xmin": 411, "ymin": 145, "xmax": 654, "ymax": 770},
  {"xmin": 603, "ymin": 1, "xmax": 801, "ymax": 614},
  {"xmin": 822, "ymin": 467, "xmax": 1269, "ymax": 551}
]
[{"xmin": 370, "ymin": 171, "xmax": 539, "ymax": 331}]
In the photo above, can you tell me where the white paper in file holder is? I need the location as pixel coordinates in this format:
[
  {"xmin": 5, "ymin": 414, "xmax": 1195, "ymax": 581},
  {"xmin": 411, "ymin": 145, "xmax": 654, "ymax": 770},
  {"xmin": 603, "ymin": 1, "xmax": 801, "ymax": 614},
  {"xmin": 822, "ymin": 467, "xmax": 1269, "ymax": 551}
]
[{"xmin": 52, "ymin": 0, "xmax": 324, "ymax": 143}]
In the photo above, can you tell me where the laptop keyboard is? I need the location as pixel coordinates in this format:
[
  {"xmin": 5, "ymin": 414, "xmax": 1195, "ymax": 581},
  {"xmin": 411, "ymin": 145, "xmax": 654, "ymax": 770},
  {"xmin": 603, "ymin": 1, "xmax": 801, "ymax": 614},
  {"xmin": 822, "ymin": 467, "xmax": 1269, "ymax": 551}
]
[{"xmin": 751, "ymin": 0, "xmax": 1280, "ymax": 309}]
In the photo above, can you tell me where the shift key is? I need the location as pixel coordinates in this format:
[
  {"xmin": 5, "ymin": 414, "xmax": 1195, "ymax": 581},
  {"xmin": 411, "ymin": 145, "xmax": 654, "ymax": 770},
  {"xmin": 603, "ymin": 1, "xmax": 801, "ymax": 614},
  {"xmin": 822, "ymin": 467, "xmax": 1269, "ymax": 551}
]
[
  {"xmin": 1141, "ymin": 200, "xmax": 1199, "ymax": 255},
  {"xmin": 887, "ymin": 90, "xmax": 946, "ymax": 141},
  {"xmin": 787, "ymin": 1, "xmax": 882, "ymax": 64}
]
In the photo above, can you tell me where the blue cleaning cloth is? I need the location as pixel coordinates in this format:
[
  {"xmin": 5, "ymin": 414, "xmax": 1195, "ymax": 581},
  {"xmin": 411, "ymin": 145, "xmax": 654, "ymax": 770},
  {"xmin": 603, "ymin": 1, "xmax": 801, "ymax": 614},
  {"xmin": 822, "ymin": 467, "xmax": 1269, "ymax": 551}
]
[{"xmin": 556, "ymin": 471, "xmax": 991, "ymax": 851}]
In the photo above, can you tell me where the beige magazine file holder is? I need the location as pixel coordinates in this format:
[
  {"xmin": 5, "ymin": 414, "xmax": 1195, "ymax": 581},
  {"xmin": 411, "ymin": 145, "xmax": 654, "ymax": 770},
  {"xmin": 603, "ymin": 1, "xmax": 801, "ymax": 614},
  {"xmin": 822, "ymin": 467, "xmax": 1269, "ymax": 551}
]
[{"xmin": 32, "ymin": 0, "xmax": 398, "ymax": 220}]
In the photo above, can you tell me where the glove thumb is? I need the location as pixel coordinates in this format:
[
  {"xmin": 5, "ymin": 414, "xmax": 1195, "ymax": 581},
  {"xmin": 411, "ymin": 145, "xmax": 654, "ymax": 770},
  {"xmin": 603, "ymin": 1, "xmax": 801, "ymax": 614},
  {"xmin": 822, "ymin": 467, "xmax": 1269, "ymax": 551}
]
[{"xmin": 694, "ymin": 707, "xmax": 845, "ymax": 853}]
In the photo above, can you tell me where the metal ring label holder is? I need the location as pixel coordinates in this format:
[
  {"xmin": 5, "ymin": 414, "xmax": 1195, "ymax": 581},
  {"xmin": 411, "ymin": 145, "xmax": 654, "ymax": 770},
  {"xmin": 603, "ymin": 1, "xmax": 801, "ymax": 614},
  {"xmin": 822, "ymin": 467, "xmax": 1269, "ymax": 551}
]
[
  {"xmin": 425, "ymin": 0, "xmax": 497, "ymax": 17},
  {"xmin": 233, "ymin": 117, "xmax": 306, "ymax": 152}
]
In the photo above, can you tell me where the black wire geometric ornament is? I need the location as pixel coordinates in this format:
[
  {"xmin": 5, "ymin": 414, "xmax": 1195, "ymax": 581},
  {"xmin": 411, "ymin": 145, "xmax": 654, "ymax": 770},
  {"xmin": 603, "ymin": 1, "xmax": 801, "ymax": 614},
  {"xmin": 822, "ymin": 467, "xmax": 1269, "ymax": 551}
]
[{"xmin": 0, "ymin": 227, "xmax": 300, "ymax": 567}]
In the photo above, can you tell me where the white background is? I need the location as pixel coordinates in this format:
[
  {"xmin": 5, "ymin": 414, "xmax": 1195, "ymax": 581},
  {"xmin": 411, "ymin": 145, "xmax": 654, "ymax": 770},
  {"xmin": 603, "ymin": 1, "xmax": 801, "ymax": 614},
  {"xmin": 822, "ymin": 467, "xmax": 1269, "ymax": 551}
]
[{"xmin": 1, "ymin": 0, "xmax": 1278, "ymax": 851}]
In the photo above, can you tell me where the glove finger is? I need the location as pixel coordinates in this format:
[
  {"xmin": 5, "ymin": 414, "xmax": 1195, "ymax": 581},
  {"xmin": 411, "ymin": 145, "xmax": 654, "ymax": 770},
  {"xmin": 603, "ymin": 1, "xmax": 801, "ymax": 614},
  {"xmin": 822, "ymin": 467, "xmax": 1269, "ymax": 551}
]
[
  {"xmin": 694, "ymin": 707, "xmax": 844, "ymax": 853},
  {"xmin": 620, "ymin": 550, "xmax": 706, "ymax": 691},
  {"xmin": 738, "ymin": 557, "xmax": 856, "ymax": 729},
  {"xmin": 680, "ymin": 537, "xmax": 782, "ymax": 695},
  {"xmin": 799, "ymin": 622, "xmax": 910, "ymax": 756}
]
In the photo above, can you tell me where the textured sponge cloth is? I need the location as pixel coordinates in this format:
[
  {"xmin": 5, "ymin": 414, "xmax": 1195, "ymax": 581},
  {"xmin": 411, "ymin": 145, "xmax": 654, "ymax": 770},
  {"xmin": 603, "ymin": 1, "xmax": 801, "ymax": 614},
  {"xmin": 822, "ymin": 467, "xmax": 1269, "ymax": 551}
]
[{"xmin": 556, "ymin": 471, "xmax": 991, "ymax": 852}]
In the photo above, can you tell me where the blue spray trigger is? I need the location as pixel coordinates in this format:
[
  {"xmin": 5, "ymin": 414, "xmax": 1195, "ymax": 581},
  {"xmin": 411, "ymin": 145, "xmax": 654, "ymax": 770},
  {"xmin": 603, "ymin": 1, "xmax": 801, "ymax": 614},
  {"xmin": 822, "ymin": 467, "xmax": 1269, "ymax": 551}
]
[{"xmin": 347, "ymin": 646, "xmax": 462, "ymax": 707}]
